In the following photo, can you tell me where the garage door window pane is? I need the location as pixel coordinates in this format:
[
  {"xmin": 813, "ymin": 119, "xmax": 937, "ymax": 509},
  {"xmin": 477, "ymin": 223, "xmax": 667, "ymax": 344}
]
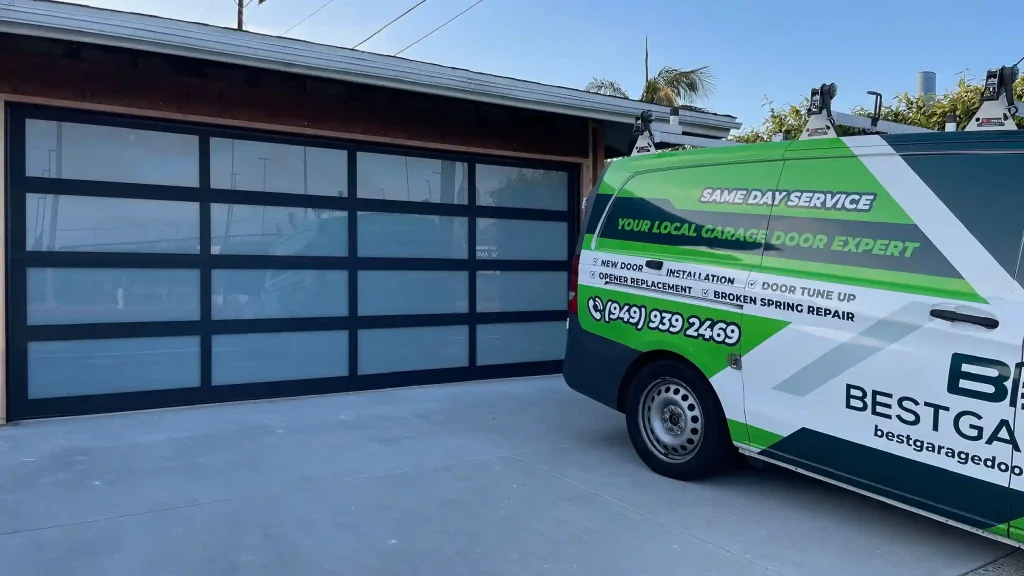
[
  {"xmin": 359, "ymin": 326, "xmax": 468, "ymax": 374},
  {"xmin": 28, "ymin": 268, "xmax": 199, "ymax": 325},
  {"xmin": 213, "ymin": 270, "xmax": 348, "ymax": 319},
  {"xmin": 358, "ymin": 213, "xmax": 467, "ymax": 259},
  {"xmin": 210, "ymin": 138, "xmax": 347, "ymax": 197},
  {"xmin": 27, "ymin": 194, "xmax": 200, "ymax": 254},
  {"xmin": 28, "ymin": 336, "xmax": 200, "ymax": 398},
  {"xmin": 476, "ymin": 271, "xmax": 567, "ymax": 312},
  {"xmin": 26, "ymin": 119, "xmax": 199, "ymax": 187},
  {"xmin": 477, "ymin": 322, "xmax": 566, "ymax": 365},
  {"xmin": 359, "ymin": 271, "xmax": 467, "ymax": 316},
  {"xmin": 212, "ymin": 331, "xmax": 349, "ymax": 386},
  {"xmin": 211, "ymin": 204, "xmax": 347, "ymax": 256},
  {"xmin": 357, "ymin": 152, "xmax": 467, "ymax": 204},
  {"xmin": 476, "ymin": 218, "xmax": 567, "ymax": 260},
  {"xmin": 476, "ymin": 165, "xmax": 568, "ymax": 211}
]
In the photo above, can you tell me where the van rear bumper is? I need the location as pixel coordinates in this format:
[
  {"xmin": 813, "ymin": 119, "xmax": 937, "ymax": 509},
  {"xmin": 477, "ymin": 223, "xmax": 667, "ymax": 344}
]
[{"xmin": 562, "ymin": 316, "xmax": 638, "ymax": 413}]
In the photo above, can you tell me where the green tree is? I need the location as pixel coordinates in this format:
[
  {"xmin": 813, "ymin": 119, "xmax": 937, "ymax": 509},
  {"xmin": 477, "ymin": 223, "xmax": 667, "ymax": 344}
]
[
  {"xmin": 584, "ymin": 38, "xmax": 715, "ymax": 108},
  {"xmin": 733, "ymin": 75, "xmax": 1024, "ymax": 144}
]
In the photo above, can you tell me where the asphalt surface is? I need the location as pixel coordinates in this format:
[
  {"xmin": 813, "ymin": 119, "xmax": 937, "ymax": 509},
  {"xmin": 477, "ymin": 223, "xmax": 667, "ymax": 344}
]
[{"xmin": 0, "ymin": 375, "xmax": 1018, "ymax": 575}]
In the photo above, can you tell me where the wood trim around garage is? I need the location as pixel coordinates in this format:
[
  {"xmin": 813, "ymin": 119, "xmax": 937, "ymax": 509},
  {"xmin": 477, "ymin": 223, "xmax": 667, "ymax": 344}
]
[{"xmin": 0, "ymin": 93, "xmax": 589, "ymax": 167}]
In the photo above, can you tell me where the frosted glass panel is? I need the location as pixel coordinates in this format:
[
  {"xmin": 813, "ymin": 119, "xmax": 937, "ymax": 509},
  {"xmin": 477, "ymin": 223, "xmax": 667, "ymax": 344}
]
[
  {"xmin": 357, "ymin": 152, "xmax": 467, "ymax": 204},
  {"xmin": 476, "ymin": 218, "xmax": 567, "ymax": 260},
  {"xmin": 28, "ymin": 336, "xmax": 200, "ymax": 398},
  {"xmin": 26, "ymin": 119, "xmax": 198, "ymax": 186},
  {"xmin": 359, "ymin": 326, "xmax": 468, "ymax": 374},
  {"xmin": 210, "ymin": 138, "xmax": 347, "ymax": 196},
  {"xmin": 212, "ymin": 331, "xmax": 349, "ymax": 385},
  {"xmin": 359, "ymin": 271, "xmax": 467, "ymax": 315},
  {"xmin": 26, "ymin": 194, "xmax": 199, "ymax": 253},
  {"xmin": 476, "ymin": 271, "xmax": 567, "ymax": 312},
  {"xmin": 358, "ymin": 212, "xmax": 467, "ymax": 259},
  {"xmin": 212, "ymin": 270, "xmax": 348, "ymax": 319},
  {"xmin": 477, "ymin": 322, "xmax": 566, "ymax": 365},
  {"xmin": 476, "ymin": 165, "xmax": 569, "ymax": 211},
  {"xmin": 28, "ymin": 268, "xmax": 199, "ymax": 325},
  {"xmin": 211, "ymin": 204, "xmax": 347, "ymax": 256}
]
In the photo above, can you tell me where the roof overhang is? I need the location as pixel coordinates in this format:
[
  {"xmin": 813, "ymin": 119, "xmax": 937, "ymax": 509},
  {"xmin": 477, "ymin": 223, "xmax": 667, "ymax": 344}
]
[{"xmin": 0, "ymin": 0, "xmax": 742, "ymax": 137}]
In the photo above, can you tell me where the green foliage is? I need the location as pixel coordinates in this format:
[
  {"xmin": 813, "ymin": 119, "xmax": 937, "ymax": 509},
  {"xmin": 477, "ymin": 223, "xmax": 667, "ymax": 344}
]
[
  {"xmin": 584, "ymin": 38, "xmax": 714, "ymax": 108},
  {"xmin": 733, "ymin": 76, "xmax": 1024, "ymax": 143}
]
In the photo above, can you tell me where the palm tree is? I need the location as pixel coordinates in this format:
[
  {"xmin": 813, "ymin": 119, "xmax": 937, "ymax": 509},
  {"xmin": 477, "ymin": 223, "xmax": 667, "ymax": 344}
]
[{"xmin": 585, "ymin": 37, "xmax": 715, "ymax": 107}]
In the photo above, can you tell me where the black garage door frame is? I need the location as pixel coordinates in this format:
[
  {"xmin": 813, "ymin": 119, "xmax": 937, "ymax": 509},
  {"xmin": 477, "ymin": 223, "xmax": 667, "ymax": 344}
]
[{"xmin": 5, "ymin": 103, "xmax": 579, "ymax": 420}]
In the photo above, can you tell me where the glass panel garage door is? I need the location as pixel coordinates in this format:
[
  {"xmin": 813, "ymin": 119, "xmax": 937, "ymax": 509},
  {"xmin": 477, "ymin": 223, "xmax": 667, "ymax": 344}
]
[{"xmin": 5, "ymin": 104, "xmax": 577, "ymax": 420}]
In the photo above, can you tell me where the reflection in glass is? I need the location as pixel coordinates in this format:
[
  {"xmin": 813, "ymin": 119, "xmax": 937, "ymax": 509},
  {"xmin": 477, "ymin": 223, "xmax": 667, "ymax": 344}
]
[
  {"xmin": 476, "ymin": 165, "xmax": 569, "ymax": 211},
  {"xmin": 28, "ymin": 336, "xmax": 201, "ymax": 398},
  {"xmin": 212, "ymin": 269, "xmax": 348, "ymax": 319},
  {"xmin": 477, "ymin": 321, "xmax": 566, "ymax": 365},
  {"xmin": 28, "ymin": 268, "xmax": 199, "ymax": 325},
  {"xmin": 476, "ymin": 218, "xmax": 567, "ymax": 260},
  {"xmin": 358, "ymin": 212, "xmax": 467, "ymax": 259},
  {"xmin": 210, "ymin": 138, "xmax": 347, "ymax": 196},
  {"xmin": 211, "ymin": 204, "xmax": 348, "ymax": 257},
  {"xmin": 26, "ymin": 119, "xmax": 199, "ymax": 187},
  {"xmin": 358, "ymin": 271, "xmax": 468, "ymax": 316},
  {"xmin": 212, "ymin": 331, "xmax": 349, "ymax": 385},
  {"xmin": 26, "ymin": 194, "xmax": 200, "ymax": 254},
  {"xmin": 476, "ymin": 271, "xmax": 567, "ymax": 313},
  {"xmin": 359, "ymin": 326, "xmax": 468, "ymax": 374},
  {"xmin": 357, "ymin": 152, "xmax": 467, "ymax": 203}
]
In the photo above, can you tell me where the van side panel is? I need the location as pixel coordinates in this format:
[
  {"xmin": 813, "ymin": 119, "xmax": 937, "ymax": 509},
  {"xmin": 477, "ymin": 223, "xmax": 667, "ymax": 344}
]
[
  {"xmin": 567, "ymin": 156, "xmax": 791, "ymax": 435},
  {"xmin": 878, "ymin": 133, "xmax": 1024, "ymax": 543},
  {"xmin": 740, "ymin": 133, "xmax": 1024, "ymax": 532}
]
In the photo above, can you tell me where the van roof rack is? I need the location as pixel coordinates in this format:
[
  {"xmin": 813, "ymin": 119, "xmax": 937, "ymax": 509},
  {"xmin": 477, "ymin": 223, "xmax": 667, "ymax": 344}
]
[{"xmin": 630, "ymin": 63, "xmax": 1020, "ymax": 157}]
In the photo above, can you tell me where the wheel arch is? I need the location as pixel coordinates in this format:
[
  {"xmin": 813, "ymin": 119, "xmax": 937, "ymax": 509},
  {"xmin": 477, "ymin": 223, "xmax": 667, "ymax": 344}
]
[{"xmin": 615, "ymin": 349, "xmax": 718, "ymax": 412}]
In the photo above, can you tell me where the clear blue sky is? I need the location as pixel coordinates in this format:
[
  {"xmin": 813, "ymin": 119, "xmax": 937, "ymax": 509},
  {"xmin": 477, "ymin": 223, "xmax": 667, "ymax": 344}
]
[{"xmin": 68, "ymin": 0, "xmax": 1019, "ymax": 133}]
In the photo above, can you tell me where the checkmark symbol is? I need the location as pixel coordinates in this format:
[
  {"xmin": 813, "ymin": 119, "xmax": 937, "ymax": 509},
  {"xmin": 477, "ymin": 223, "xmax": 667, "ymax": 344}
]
[
  {"xmin": 747, "ymin": 279, "xmax": 757, "ymax": 288},
  {"xmin": 701, "ymin": 289, "xmax": 709, "ymax": 297},
  {"xmin": 590, "ymin": 271, "xmax": 596, "ymax": 278}
]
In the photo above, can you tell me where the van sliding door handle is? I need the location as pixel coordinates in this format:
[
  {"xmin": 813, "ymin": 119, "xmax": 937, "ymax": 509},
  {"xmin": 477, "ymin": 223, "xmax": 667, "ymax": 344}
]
[
  {"xmin": 929, "ymin": 308, "xmax": 999, "ymax": 329},
  {"xmin": 645, "ymin": 260, "xmax": 664, "ymax": 271}
]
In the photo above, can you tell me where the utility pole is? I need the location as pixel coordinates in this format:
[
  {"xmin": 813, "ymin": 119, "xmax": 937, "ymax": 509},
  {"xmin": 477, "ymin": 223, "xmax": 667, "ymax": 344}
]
[{"xmin": 236, "ymin": 0, "xmax": 268, "ymax": 31}]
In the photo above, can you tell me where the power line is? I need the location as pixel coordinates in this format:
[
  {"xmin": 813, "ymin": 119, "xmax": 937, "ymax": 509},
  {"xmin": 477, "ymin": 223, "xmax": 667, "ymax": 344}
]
[
  {"xmin": 352, "ymin": 0, "xmax": 428, "ymax": 50},
  {"xmin": 279, "ymin": 0, "xmax": 338, "ymax": 37},
  {"xmin": 394, "ymin": 0, "xmax": 485, "ymax": 57}
]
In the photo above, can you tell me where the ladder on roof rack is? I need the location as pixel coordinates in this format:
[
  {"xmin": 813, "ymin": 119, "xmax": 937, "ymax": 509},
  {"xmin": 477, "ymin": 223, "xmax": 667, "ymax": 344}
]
[{"xmin": 630, "ymin": 63, "xmax": 1020, "ymax": 157}]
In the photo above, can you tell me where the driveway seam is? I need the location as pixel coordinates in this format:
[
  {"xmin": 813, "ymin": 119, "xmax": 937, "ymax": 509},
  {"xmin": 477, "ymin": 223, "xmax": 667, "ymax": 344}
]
[
  {"xmin": 507, "ymin": 453, "xmax": 788, "ymax": 576},
  {"xmin": 0, "ymin": 452, "xmax": 507, "ymax": 538}
]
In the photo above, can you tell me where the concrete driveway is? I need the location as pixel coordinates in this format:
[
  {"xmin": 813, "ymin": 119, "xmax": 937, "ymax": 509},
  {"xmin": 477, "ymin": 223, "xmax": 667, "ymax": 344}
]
[{"xmin": 0, "ymin": 376, "xmax": 1018, "ymax": 575}]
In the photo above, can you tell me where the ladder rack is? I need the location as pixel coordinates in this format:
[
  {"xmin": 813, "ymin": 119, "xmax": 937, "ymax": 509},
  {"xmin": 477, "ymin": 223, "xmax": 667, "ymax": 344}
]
[{"xmin": 630, "ymin": 64, "xmax": 1020, "ymax": 157}]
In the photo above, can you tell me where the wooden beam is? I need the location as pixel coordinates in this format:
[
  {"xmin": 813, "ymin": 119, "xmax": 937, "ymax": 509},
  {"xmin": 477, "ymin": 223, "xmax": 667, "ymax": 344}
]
[
  {"xmin": 0, "ymin": 44, "xmax": 591, "ymax": 160},
  {"xmin": 0, "ymin": 93, "xmax": 588, "ymax": 166}
]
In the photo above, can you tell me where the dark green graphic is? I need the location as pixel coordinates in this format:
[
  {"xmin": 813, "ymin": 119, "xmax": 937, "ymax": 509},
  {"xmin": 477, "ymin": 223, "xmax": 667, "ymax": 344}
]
[
  {"xmin": 597, "ymin": 196, "xmax": 962, "ymax": 279},
  {"xmin": 884, "ymin": 134, "xmax": 1024, "ymax": 287}
]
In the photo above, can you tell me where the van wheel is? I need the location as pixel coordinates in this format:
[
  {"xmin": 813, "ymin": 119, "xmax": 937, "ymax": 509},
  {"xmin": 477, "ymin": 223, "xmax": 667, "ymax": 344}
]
[{"xmin": 625, "ymin": 359, "xmax": 734, "ymax": 480}]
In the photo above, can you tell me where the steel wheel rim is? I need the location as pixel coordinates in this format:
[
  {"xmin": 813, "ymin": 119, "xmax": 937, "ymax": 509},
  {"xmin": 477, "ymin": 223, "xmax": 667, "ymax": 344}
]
[{"xmin": 638, "ymin": 377, "xmax": 705, "ymax": 463}]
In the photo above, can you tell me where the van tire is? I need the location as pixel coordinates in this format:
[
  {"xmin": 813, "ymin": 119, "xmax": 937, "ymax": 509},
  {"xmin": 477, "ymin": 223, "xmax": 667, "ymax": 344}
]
[{"xmin": 625, "ymin": 359, "xmax": 734, "ymax": 480}]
